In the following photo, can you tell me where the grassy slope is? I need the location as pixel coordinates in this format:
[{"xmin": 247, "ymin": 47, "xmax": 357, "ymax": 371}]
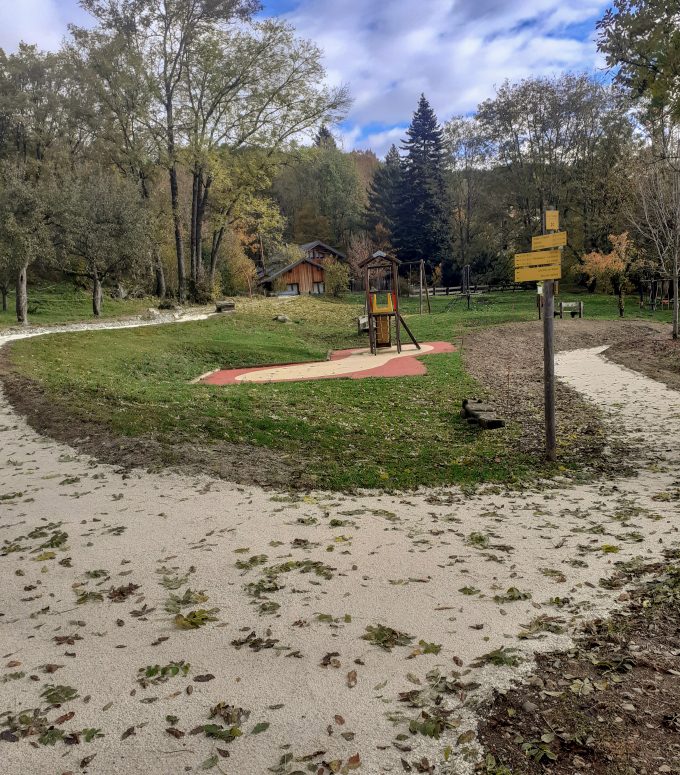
[
  {"xmin": 6, "ymin": 290, "xmax": 673, "ymax": 490},
  {"xmin": 0, "ymin": 283, "xmax": 156, "ymax": 330}
]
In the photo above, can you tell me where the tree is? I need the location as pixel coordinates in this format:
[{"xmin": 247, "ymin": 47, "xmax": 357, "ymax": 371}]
[
  {"xmin": 366, "ymin": 144, "xmax": 402, "ymax": 240},
  {"xmin": 581, "ymin": 232, "xmax": 636, "ymax": 317},
  {"xmin": 315, "ymin": 125, "xmax": 337, "ymax": 149},
  {"xmin": 0, "ymin": 162, "xmax": 53, "ymax": 324},
  {"xmin": 274, "ymin": 145, "xmax": 363, "ymax": 248},
  {"xmin": 53, "ymin": 168, "xmax": 148, "ymax": 316},
  {"xmin": 79, "ymin": 0, "xmax": 261, "ymax": 303},
  {"xmin": 444, "ymin": 116, "xmax": 489, "ymax": 273},
  {"xmin": 69, "ymin": 27, "xmax": 167, "ymax": 298},
  {"xmin": 597, "ymin": 1, "xmax": 680, "ymax": 122},
  {"xmin": 0, "ymin": 253, "xmax": 11, "ymax": 312},
  {"xmin": 394, "ymin": 95, "xmax": 454, "ymax": 275},
  {"xmin": 323, "ymin": 257, "xmax": 349, "ymax": 297},
  {"xmin": 629, "ymin": 140, "xmax": 680, "ymax": 338},
  {"xmin": 181, "ymin": 19, "xmax": 349, "ymax": 297}
]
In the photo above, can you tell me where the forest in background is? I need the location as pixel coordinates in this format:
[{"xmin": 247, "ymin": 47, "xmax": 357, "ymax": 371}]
[{"xmin": 0, "ymin": 0, "xmax": 679, "ymax": 331}]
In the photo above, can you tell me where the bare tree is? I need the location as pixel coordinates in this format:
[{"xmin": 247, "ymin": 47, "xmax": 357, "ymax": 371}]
[{"xmin": 629, "ymin": 132, "xmax": 680, "ymax": 338}]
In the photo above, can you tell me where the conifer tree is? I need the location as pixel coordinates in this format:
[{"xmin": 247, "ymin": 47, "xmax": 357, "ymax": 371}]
[
  {"xmin": 394, "ymin": 95, "xmax": 454, "ymax": 273},
  {"xmin": 365, "ymin": 144, "xmax": 402, "ymax": 238},
  {"xmin": 315, "ymin": 124, "xmax": 337, "ymax": 149}
]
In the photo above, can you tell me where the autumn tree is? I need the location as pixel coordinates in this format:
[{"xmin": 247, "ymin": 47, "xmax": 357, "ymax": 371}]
[{"xmin": 581, "ymin": 232, "xmax": 636, "ymax": 317}]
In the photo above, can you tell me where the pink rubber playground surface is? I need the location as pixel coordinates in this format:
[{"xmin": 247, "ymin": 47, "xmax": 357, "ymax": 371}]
[{"xmin": 200, "ymin": 341, "xmax": 455, "ymax": 385}]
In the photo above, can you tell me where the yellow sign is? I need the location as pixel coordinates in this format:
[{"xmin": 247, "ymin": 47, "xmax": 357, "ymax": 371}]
[
  {"xmin": 532, "ymin": 232, "xmax": 567, "ymax": 251},
  {"xmin": 515, "ymin": 250, "xmax": 561, "ymax": 268},
  {"xmin": 515, "ymin": 264, "xmax": 562, "ymax": 282},
  {"xmin": 545, "ymin": 210, "xmax": 559, "ymax": 231}
]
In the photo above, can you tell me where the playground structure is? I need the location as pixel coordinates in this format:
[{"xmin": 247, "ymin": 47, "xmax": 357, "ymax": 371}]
[{"xmin": 360, "ymin": 251, "xmax": 420, "ymax": 355}]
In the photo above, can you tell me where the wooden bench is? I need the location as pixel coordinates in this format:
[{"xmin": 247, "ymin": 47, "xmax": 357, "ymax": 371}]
[
  {"xmin": 558, "ymin": 301, "xmax": 584, "ymax": 319},
  {"xmin": 461, "ymin": 399, "xmax": 506, "ymax": 430},
  {"xmin": 215, "ymin": 300, "xmax": 236, "ymax": 313}
]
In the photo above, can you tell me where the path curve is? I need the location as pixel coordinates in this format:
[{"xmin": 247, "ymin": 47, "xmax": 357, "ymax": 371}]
[{"xmin": 0, "ymin": 324, "xmax": 678, "ymax": 775}]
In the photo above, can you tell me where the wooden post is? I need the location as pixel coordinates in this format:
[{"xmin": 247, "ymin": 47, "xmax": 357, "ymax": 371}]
[
  {"xmin": 393, "ymin": 261, "xmax": 402, "ymax": 353},
  {"xmin": 543, "ymin": 207, "xmax": 557, "ymax": 462},
  {"xmin": 419, "ymin": 260, "xmax": 424, "ymax": 315},
  {"xmin": 426, "ymin": 264, "xmax": 431, "ymax": 314}
]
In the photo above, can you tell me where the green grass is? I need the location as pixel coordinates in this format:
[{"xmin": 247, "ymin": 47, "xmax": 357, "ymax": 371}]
[
  {"xmin": 6, "ymin": 290, "xmax": 672, "ymax": 490},
  {"xmin": 0, "ymin": 283, "xmax": 157, "ymax": 330}
]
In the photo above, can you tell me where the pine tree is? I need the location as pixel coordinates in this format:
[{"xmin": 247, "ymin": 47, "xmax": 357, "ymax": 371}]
[
  {"xmin": 315, "ymin": 124, "xmax": 337, "ymax": 149},
  {"xmin": 365, "ymin": 144, "xmax": 402, "ymax": 239},
  {"xmin": 394, "ymin": 95, "xmax": 454, "ymax": 273}
]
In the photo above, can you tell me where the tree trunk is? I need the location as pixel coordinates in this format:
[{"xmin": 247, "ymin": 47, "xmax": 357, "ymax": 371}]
[
  {"xmin": 93, "ymin": 272, "xmax": 102, "ymax": 317},
  {"xmin": 169, "ymin": 163, "xmax": 186, "ymax": 304},
  {"xmin": 210, "ymin": 227, "xmax": 225, "ymax": 286},
  {"xmin": 1, "ymin": 286, "xmax": 7, "ymax": 312},
  {"xmin": 673, "ymin": 261, "xmax": 679, "ymax": 340},
  {"xmin": 16, "ymin": 263, "xmax": 28, "ymax": 325},
  {"xmin": 154, "ymin": 246, "xmax": 166, "ymax": 299},
  {"xmin": 190, "ymin": 169, "xmax": 199, "ymax": 285},
  {"xmin": 196, "ymin": 176, "xmax": 211, "ymax": 284}
]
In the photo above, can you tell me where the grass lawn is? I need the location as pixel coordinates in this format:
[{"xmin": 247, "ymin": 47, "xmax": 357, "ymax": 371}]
[
  {"xmin": 0, "ymin": 283, "xmax": 158, "ymax": 330},
  {"xmin": 5, "ymin": 289, "xmax": 673, "ymax": 490}
]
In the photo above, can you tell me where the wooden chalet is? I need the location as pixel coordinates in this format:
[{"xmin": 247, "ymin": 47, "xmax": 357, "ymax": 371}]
[
  {"xmin": 259, "ymin": 257, "xmax": 327, "ymax": 296},
  {"xmin": 258, "ymin": 240, "xmax": 346, "ymax": 296}
]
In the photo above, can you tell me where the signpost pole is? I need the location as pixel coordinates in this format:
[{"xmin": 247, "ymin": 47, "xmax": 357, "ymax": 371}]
[{"xmin": 542, "ymin": 208, "xmax": 557, "ymax": 462}]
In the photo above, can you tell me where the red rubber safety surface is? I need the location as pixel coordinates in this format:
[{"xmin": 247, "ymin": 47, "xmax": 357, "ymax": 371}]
[{"xmin": 200, "ymin": 341, "xmax": 455, "ymax": 385}]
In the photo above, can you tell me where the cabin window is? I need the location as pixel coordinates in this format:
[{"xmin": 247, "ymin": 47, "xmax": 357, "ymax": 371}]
[
  {"xmin": 286, "ymin": 283, "xmax": 300, "ymax": 295},
  {"xmin": 312, "ymin": 282, "xmax": 324, "ymax": 295}
]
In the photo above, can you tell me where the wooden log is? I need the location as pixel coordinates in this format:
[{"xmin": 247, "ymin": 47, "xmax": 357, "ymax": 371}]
[
  {"xmin": 479, "ymin": 416, "xmax": 506, "ymax": 430},
  {"xmin": 464, "ymin": 404, "xmax": 495, "ymax": 416},
  {"xmin": 215, "ymin": 300, "xmax": 235, "ymax": 313}
]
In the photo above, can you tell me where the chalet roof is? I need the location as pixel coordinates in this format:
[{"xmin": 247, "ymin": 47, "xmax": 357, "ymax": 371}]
[
  {"xmin": 259, "ymin": 257, "xmax": 325, "ymax": 284},
  {"xmin": 299, "ymin": 240, "xmax": 347, "ymax": 260}
]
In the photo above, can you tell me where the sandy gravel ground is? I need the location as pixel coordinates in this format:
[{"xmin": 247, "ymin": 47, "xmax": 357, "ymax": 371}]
[{"xmin": 1, "ymin": 324, "xmax": 679, "ymax": 775}]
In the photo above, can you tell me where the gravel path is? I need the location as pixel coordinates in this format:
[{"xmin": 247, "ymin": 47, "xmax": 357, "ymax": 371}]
[{"xmin": 0, "ymin": 322, "xmax": 678, "ymax": 775}]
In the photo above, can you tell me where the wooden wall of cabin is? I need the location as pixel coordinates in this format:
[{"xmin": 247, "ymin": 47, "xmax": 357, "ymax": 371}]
[{"xmin": 281, "ymin": 262, "xmax": 325, "ymax": 294}]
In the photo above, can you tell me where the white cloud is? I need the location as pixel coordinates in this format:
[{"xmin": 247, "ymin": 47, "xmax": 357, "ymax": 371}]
[
  {"xmin": 0, "ymin": 0, "xmax": 88, "ymax": 52},
  {"xmin": 283, "ymin": 0, "xmax": 611, "ymax": 154}
]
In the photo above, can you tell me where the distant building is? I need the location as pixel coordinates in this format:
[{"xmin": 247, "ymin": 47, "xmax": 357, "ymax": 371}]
[
  {"xmin": 258, "ymin": 240, "xmax": 346, "ymax": 296},
  {"xmin": 298, "ymin": 241, "xmax": 346, "ymax": 264}
]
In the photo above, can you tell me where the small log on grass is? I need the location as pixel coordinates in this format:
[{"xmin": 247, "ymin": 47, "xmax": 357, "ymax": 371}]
[{"xmin": 462, "ymin": 399, "xmax": 505, "ymax": 429}]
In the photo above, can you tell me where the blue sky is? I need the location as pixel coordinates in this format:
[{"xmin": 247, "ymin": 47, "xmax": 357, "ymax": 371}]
[{"xmin": 0, "ymin": 0, "xmax": 611, "ymax": 156}]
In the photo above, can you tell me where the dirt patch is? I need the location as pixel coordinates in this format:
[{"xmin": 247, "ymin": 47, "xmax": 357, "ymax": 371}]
[
  {"xmin": 462, "ymin": 319, "xmax": 669, "ymax": 473},
  {"xmin": 605, "ymin": 327, "xmax": 680, "ymax": 392},
  {"xmin": 0, "ymin": 362, "xmax": 309, "ymax": 490},
  {"xmin": 477, "ymin": 549, "xmax": 680, "ymax": 774}
]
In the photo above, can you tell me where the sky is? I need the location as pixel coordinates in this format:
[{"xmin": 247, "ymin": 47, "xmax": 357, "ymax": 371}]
[{"xmin": 0, "ymin": 0, "xmax": 612, "ymax": 156}]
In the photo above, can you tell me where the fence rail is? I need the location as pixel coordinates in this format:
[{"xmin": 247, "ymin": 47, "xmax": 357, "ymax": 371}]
[{"xmin": 408, "ymin": 283, "xmax": 525, "ymax": 297}]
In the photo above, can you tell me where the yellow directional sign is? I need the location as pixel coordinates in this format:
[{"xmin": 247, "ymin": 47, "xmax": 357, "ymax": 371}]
[
  {"xmin": 515, "ymin": 264, "xmax": 561, "ymax": 282},
  {"xmin": 515, "ymin": 250, "xmax": 561, "ymax": 268},
  {"xmin": 545, "ymin": 210, "xmax": 559, "ymax": 231},
  {"xmin": 532, "ymin": 232, "xmax": 567, "ymax": 251}
]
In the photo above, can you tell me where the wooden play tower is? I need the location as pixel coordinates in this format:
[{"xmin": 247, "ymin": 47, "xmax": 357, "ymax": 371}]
[{"xmin": 359, "ymin": 251, "xmax": 420, "ymax": 355}]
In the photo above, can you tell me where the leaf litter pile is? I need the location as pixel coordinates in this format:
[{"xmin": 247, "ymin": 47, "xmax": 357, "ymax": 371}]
[{"xmin": 2, "ymin": 343, "xmax": 680, "ymax": 774}]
